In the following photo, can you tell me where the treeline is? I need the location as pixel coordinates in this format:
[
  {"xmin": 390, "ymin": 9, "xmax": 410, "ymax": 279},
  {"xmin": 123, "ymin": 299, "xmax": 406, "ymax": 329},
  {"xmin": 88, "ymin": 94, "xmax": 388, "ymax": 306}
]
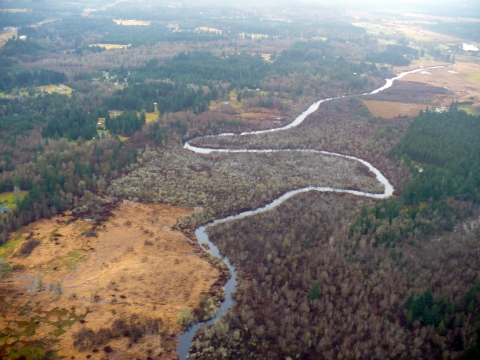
[
  {"xmin": 0, "ymin": 138, "xmax": 138, "ymax": 244},
  {"xmin": 0, "ymin": 68, "xmax": 66, "ymax": 93},
  {"xmin": 396, "ymin": 106, "xmax": 480, "ymax": 204},
  {"xmin": 104, "ymin": 81, "xmax": 217, "ymax": 115},
  {"xmin": 42, "ymin": 106, "xmax": 98, "ymax": 141},
  {"xmin": 350, "ymin": 106, "xmax": 480, "ymax": 246},
  {"xmin": 425, "ymin": 22, "xmax": 480, "ymax": 43},
  {"xmin": 1, "ymin": 38, "xmax": 46, "ymax": 59},
  {"xmin": 0, "ymin": 94, "xmax": 101, "ymax": 142},
  {"xmin": 0, "ymin": 11, "xmax": 47, "ymax": 29},
  {"xmin": 104, "ymin": 51, "xmax": 269, "ymax": 116},
  {"xmin": 129, "ymin": 52, "xmax": 269, "ymax": 88},
  {"xmin": 105, "ymin": 111, "xmax": 145, "ymax": 136},
  {"xmin": 403, "ymin": 282, "xmax": 480, "ymax": 358},
  {"xmin": 273, "ymin": 40, "xmax": 378, "ymax": 90},
  {"xmin": 365, "ymin": 44, "xmax": 419, "ymax": 66}
]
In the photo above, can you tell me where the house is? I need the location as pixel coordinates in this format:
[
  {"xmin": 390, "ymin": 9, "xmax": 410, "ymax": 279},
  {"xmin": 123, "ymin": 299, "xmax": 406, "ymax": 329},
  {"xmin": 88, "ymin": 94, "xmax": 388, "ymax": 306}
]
[
  {"xmin": 463, "ymin": 43, "xmax": 479, "ymax": 53},
  {"xmin": 0, "ymin": 206, "xmax": 9, "ymax": 214}
]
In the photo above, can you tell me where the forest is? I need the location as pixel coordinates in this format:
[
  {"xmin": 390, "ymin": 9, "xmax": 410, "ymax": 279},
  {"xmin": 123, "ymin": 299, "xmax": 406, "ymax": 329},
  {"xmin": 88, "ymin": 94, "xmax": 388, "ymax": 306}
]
[
  {"xmin": 365, "ymin": 45, "xmax": 419, "ymax": 66},
  {"xmin": 1, "ymin": 1, "xmax": 480, "ymax": 358},
  {"xmin": 350, "ymin": 106, "xmax": 480, "ymax": 246}
]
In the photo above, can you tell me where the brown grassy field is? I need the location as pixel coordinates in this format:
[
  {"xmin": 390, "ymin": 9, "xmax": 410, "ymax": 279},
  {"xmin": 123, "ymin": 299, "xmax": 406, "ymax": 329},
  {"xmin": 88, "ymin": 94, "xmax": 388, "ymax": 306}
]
[
  {"xmin": 91, "ymin": 43, "xmax": 129, "ymax": 50},
  {"xmin": 0, "ymin": 29, "xmax": 16, "ymax": 48},
  {"xmin": 400, "ymin": 63, "xmax": 480, "ymax": 107},
  {"xmin": 208, "ymin": 91, "xmax": 290, "ymax": 128},
  {"xmin": 0, "ymin": 202, "xmax": 221, "ymax": 359},
  {"xmin": 362, "ymin": 100, "xmax": 429, "ymax": 119},
  {"xmin": 388, "ymin": 23, "xmax": 461, "ymax": 42}
]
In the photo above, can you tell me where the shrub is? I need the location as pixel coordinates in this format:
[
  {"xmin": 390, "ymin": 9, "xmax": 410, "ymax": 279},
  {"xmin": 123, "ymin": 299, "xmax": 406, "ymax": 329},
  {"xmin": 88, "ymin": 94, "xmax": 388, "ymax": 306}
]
[
  {"xmin": 19, "ymin": 239, "xmax": 41, "ymax": 256},
  {"xmin": 0, "ymin": 261, "xmax": 12, "ymax": 280},
  {"xmin": 178, "ymin": 307, "xmax": 193, "ymax": 325}
]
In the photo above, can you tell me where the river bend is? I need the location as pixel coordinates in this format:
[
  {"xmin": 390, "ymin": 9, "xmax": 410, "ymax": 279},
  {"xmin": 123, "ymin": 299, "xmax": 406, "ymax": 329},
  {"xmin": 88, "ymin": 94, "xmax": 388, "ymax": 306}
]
[{"xmin": 176, "ymin": 66, "xmax": 444, "ymax": 359}]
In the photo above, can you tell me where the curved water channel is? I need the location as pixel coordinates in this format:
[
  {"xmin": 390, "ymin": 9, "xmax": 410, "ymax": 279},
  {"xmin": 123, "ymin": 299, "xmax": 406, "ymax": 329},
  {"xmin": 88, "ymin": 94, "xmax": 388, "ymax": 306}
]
[{"xmin": 176, "ymin": 66, "xmax": 444, "ymax": 359}]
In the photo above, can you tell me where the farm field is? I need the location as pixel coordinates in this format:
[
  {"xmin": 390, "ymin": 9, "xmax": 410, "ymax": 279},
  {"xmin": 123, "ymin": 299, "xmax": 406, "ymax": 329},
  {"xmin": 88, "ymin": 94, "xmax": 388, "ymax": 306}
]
[
  {"xmin": 195, "ymin": 27, "xmax": 222, "ymax": 34},
  {"xmin": 37, "ymin": 84, "xmax": 73, "ymax": 96},
  {"xmin": 362, "ymin": 100, "xmax": 429, "ymax": 119},
  {"xmin": 352, "ymin": 22, "xmax": 395, "ymax": 35},
  {"xmin": 459, "ymin": 106, "xmax": 480, "ymax": 115},
  {"xmin": 397, "ymin": 57, "xmax": 451, "ymax": 71},
  {"xmin": 387, "ymin": 23, "xmax": 462, "ymax": 42},
  {"xmin": 0, "ymin": 202, "xmax": 221, "ymax": 359},
  {"xmin": 399, "ymin": 64, "xmax": 480, "ymax": 106},
  {"xmin": 89, "ymin": 43, "xmax": 130, "ymax": 50},
  {"xmin": 113, "ymin": 19, "xmax": 150, "ymax": 26},
  {"xmin": 0, "ymin": 29, "xmax": 17, "ymax": 48}
]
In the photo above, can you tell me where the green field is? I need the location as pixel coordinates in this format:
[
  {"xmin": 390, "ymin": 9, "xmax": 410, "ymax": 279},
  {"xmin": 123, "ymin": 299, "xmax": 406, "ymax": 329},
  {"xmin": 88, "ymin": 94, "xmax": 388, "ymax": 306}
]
[
  {"xmin": 0, "ymin": 191, "xmax": 28, "ymax": 210},
  {"xmin": 37, "ymin": 84, "xmax": 73, "ymax": 96},
  {"xmin": 463, "ymin": 72, "xmax": 480, "ymax": 84},
  {"xmin": 459, "ymin": 106, "xmax": 480, "ymax": 116}
]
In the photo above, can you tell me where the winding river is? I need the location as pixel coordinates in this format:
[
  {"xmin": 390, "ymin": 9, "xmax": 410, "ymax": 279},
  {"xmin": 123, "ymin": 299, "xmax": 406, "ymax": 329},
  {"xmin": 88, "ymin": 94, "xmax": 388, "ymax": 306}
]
[{"xmin": 176, "ymin": 66, "xmax": 444, "ymax": 359}]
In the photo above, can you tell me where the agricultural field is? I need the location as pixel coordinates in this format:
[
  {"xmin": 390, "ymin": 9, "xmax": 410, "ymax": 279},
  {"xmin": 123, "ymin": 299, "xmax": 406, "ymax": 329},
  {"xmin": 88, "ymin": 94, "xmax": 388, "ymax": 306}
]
[
  {"xmin": 401, "ymin": 56, "xmax": 451, "ymax": 70},
  {"xmin": 1, "ymin": 9, "xmax": 28, "ymax": 13},
  {"xmin": 113, "ymin": 19, "xmax": 150, "ymax": 26},
  {"xmin": 0, "ymin": 28, "xmax": 17, "ymax": 48},
  {"xmin": 400, "ymin": 63, "xmax": 480, "ymax": 106},
  {"xmin": 195, "ymin": 27, "xmax": 222, "ymax": 35},
  {"xmin": 0, "ymin": 202, "xmax": 223, "ymax": 359},
  {"xmin": 387, "ymin": 23, "xmax": 461, "ymax": 42},
  {"xmin": 352, "ymin": 22, "xmax": 395, "ymax": 35},
  {"xmin": 37, "ymin": 85, "xmax": 73, "ymax": 96},
  {"xmin": 89, "ymin": 43, "xmax": 130, "ymax": 50}
]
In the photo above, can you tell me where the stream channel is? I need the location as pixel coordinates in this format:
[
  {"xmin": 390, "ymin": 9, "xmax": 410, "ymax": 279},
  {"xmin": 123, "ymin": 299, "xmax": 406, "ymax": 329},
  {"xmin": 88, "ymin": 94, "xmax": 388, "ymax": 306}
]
[{"xmin": 176, "ymin": 66, "xmax": 445, "ymax": 359}]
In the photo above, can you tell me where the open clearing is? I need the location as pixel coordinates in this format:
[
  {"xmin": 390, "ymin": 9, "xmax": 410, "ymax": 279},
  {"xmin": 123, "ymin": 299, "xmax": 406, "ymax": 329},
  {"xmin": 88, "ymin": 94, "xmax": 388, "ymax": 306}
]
[
  {"xmin": 0, "ymin": 29, "xmax": 17, "ymax": 48},
  {"xmin": 208, "ymin": 91, "xmax": 290, "ymax": 128},
  {"xmin": 0, "ymin": 202, "xmax": 220, "ymax": 359},
  {"xmin": 90, "ymin": 43, "xmax": 130, "ymax": 50},
  {"xmin": 1, "ymin": 9, "xmax": 28, "ymax": 13},
  {"xmin": 0, "ymin": 191, "xmax": 27, "ymax": 211},
  {"xmin": 114, "ymin": 19, "xmax": 150, "ymax": 26},
  {"xmin": 37, "ymin": 84, "xmax": 73, "ymax": 96},
  {"xmin": 353, "ymin": 20, "xmax": 462, "ymax": 42},
  {"xmin": 369, "ymin": 62, "xmax": 480, "ymax": 117},
  {"xmin": 145, "ymin": 109, "xmax": 160, "ymax": 123},
  {"xmin": 387, "ymin": 23, "xmax": 461, "ymax": 42},
  {"xmin": 399, "ymin": 63, "xmax": 480, "ymax": 107},
  {"xmin": 362, "ymin": 100, "xmax": 429, "ymax": 119},
  {"xmin": 195, "ymin": 27, "xmax": 222, "ymax": 34},
  {"xmin": 352, "ymin": 22, "xmax": 395, "ymax": 35}
]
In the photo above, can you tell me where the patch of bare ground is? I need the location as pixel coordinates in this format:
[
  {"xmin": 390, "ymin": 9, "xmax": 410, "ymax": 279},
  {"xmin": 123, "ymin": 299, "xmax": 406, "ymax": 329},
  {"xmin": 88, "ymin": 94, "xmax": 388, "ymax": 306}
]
[
  {"xmin": 362, "ymin": 100, "xmax": 430, "ymax": 119},
  {"xmin": 0, "ymin": 202, "xmax": 221, "ymax": 359}
]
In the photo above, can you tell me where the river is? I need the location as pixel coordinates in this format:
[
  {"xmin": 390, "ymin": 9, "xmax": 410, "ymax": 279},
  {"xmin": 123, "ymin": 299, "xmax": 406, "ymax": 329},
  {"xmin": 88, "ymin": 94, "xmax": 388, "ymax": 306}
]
[{"xmin": 176, "ymin": 65, "xmax": 444, "ymax": 359}]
